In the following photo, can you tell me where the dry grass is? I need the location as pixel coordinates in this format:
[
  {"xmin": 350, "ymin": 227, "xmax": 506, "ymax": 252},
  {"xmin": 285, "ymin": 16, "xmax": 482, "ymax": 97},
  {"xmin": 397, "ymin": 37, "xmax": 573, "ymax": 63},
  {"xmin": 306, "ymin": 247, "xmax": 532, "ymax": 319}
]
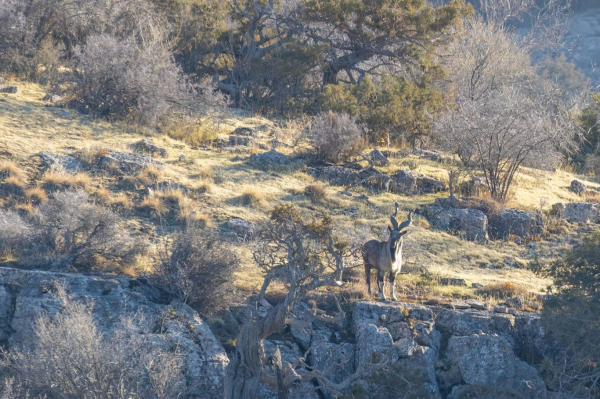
[
  {"xmin": 193, "ymin": 179, "xmax": 214, "ymax": 194},
  {"xmin": 137, "ymin": 196, "xmax": 165, "ymax": 216},
  {"xmin": 0, "ymin": 161, "xmax": 25, "ymax": 180},
  {"xmin": 475, "ymin": 282, "xmax": 529, "ymax": 300},
  {"xmin": 197, "ymin": 166, "xmax": 213, "ymax": 180},
  {"xmin": 25, "ymin": 187, "xmax": 47, "ymax": 204},
  {"xmin": 41, "ymin": 171, "xmax": 91, "ymax": 192},
  {"xmin": 163, "ymin": 118, "xmax": 220, "ymax": 147},
  {"xmin": 303, "ymin": 184, "xmax": 327, "ymax": 203},
  {"xmin": 238, "ymin": 188, "xmax": 265, "ymax": 207},
  {"xmin": 0, "ymin": 175, "xmax": 26, "ymax": 196},
  {"xmin": 184, "ymin": 212, "xmax": 212, "ymax": 228}
]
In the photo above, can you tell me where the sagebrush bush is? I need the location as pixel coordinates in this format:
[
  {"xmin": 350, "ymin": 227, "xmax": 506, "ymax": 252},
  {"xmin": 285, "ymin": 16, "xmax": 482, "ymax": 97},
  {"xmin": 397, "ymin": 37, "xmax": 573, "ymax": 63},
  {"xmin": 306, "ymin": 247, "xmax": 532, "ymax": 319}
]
[
  {"xmin": 303, "ymin": 184, "xmax": 327, "ymax": 203},
  {"xmin": 160, "ymin": 225, "xmax": 238, "ymax": 313},
  {"xmin": 0, "ymin": 190, "xmax": 144, "ymax": 270},
  {"xmin": 69, "ymin": 34, "xmax": 189, "ymax": 125},
  {"xmin": 2, "ymin": 284, "xmax": 185, "ymax": 399},
  {"xmin": 310, "ymin": 111, "xmax": 365, "ymax": 164}
]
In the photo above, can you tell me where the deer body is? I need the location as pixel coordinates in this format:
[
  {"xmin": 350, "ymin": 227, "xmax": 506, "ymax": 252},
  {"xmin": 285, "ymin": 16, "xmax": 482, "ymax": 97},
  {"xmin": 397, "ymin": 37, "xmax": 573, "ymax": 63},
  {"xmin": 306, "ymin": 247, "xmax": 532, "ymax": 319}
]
[{"xmin": 363, "ymin": 205, "xmax": 412, "ymax": 301}]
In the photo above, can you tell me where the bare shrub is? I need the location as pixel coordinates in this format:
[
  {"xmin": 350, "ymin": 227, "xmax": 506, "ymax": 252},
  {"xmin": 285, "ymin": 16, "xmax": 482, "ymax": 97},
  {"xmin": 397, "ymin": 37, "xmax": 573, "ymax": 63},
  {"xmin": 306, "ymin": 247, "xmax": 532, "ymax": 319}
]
[
  {"xmin": 477, "ymin": 282, "xmax": 528, "ymax": 300},
  {"xmin": 0, "ymin": 190, "xmax": 143, "ymax": 270},
  {"xmin": 68, "ymin": 34, "xmax": 223, "ymax": 125},
  {"xmin": 159, "ymin": 225, "xmax": 238, "ymax": 313},
  {"xmin": 303, "ymin": 184, "xmax": 327, "ymax": 203},
  {"xmin": 310, "ymin": 111, "xmax": 366, "ymax": 164},
  {"xmin": 2, "ymin": 284, "xmax": 185, "ymax": 399},
  {"xmin": 239, "ymin": 188, "xmax": 265, "ymax": 207}
]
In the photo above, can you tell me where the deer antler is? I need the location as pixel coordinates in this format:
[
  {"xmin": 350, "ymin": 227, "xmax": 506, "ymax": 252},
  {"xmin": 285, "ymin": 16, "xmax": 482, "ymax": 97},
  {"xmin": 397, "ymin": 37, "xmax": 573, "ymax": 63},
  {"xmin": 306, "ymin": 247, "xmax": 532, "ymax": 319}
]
[
  {"xmin": 398, "ymin": 211, "xmax": 413, "ymax": 231},
  {"xmin": 389, "ymin": 202, "xmax": 400, "ymax": 230}
]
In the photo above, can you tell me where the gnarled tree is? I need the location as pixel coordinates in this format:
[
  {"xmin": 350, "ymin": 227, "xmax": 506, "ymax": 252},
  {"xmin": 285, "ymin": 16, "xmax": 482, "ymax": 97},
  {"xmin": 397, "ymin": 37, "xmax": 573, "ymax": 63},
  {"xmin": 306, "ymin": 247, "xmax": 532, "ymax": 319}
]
[{"xmin": 224, "ymin": 205, "xmax": 364, "ymax": 398}]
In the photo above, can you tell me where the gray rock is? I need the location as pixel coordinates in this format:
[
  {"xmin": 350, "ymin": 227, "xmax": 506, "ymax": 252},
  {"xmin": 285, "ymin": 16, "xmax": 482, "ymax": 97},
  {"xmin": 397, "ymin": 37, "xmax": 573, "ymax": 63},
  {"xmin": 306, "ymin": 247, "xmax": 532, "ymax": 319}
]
[
  {"xmin": 43, "ymin": 93, "xmax": 64, "ymax": 104},
  {"xmin": 132, "ymin": 139, "xmax": 167, "ymax": 157},
  {"xmin": 0, "ymin": 267, "xmax": 228, "ymax": 398},
  {"xmin": 440, "ymin": 277, "xmax": 467, "ymax": 286},
  {"xmin": 369, "ymin": 149, "xmax": 389, "ymax": 166},
  {"xmin": 229, "ymin": 135, "xmax": 255, "ymax": 146},
  {"xmin": 249, "ymin": 149, "xmax": 287, "ymax": 167},
  {"xmin": 423, "ymin": 203, "xmax": 489, "ymax": 241},
  {"xmin": 232, "ymin": 127, "xmax": 255, "ymax": 136},
  {"xmin": 445, "ymin": 334, "xmax": 547, "ymax": 399},
  {"xmin": 413, "ymin": 147, "xmax": 449, "ymax": 163},
  {"xmin": 560, "ymin": 202, "xmax": 600, "ymax": 223},
  {"xmin": 37, "ymin": 151, "xmax": 82, "ymax": 172},
  {"xmin": 490, "ymin": 208, "xmax": 544, "ymax": 239},
  {"xmin": 307, "ymin": 166, "xmax": 388, "ymax": 191},
  {"xmin": 95, "ymin": 150, "xmax": 164, "ymax": 173},
  {"xmin": 465, "ymin": 299, "xmax": 487, "ymax": 310},
  {"xmin": 355, "ymin": 324, "xmax": 398, "ymax": 369},
  {"xmin": 389, "ymin": 169, "xmax": 447, "ymax": 195},
  {"xmin": 0, "ymin": 85, "xmax": 19, "ymax": 94},
  {"xmin": 310, "ymin": 329, "xmax": 356, "ymax": 385},
  {"xmin": 571, "ymin": 179, "xmax": 587, "ymax": 195},
  {"xmin": 394, "ymin": 338, "xmax": 419, "ymax": 357},
  {"xmin": 450, "ymin": 301, "xmax": 471, "ymax": 310},
  {"xmin": 506, "ymin": 295, "xmax": 525, "ymax": 309},
  {"xmin": 472, "ymin": 283, "xmax": 484, "ymax": 289},
  {"xmin": 226, "ymin": 218, "xmax": 256, "ymax": 239}
]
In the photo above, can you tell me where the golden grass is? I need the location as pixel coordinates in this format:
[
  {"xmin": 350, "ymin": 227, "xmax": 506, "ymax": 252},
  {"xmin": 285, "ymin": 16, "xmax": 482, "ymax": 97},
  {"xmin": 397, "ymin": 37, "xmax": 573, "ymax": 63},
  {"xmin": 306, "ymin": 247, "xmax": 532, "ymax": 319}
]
[
  {"xmin": 25, "ymin": 187, "xmax": 47, "ymax": 204},
  {"xmin": 303, "ymin": 184, "xmax": 327, "ymax": 203},
  {"xmin": 163, "ymin": 118, "xmax": 220, "ymax": 147},
  {"xmin": 0, "ymin": 176, "xmax": 27, "ymax": 197},
  {"xmin": 193, "ymin": 178, "xmax": 214, "ymax": 194},
  {"xmin": 0, "ymin": 161, "xmax": 25, "ymax": 180},
  {"xmin": 137, "ymin": 196, "xmax": 166, "ymax": 216},
  {"xmin": 184, "ymin": 212, "xmax": 213, "ymax": 228},
  {"xmin": 239, "ymin": 187, "xmax": 266, "ymax": 207},
  {"xmin": 41, "ymin": 171, "xmax": 91, "ymax": 191}
]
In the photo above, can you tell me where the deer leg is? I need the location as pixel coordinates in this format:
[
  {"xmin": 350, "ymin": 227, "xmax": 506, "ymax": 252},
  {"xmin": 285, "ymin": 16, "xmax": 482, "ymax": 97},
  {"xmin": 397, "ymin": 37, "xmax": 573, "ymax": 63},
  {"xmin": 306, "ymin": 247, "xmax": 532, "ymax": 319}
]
[
  {"xmin": 377, "ymin": 270, "xmax": 386, "ymax": 301},
  {"xmin": 390, "ymin": 272, "xmax": 398, "ymax": 301},
  {"xmin": 364, "ymin": 263, "xmax": 372, "ymax": 296}
]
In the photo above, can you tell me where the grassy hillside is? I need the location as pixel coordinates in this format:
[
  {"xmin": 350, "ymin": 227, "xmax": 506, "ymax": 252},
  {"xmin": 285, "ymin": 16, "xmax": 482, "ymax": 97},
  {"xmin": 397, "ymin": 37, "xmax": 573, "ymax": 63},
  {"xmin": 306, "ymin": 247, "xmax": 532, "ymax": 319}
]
[{"xmin": 2, "ymin": 79, "xmax": 599, "ymax": 306}]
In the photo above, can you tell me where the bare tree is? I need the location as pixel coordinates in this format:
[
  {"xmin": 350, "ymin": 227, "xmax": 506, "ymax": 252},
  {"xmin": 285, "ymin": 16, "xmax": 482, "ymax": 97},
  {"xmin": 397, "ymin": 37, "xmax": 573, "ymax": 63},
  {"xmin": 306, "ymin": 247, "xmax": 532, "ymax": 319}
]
[{"xmin": 224, "ymin": 205, "xmax": 366, "ymax": 398}]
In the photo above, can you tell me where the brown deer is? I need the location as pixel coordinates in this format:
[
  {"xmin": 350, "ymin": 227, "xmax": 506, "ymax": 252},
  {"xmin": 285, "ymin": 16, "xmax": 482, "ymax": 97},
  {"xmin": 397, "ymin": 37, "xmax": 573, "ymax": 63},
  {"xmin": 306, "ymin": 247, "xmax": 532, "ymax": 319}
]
[{"xmin": 362, "ymin": 203, "xmax": 412, "ymax": 301}]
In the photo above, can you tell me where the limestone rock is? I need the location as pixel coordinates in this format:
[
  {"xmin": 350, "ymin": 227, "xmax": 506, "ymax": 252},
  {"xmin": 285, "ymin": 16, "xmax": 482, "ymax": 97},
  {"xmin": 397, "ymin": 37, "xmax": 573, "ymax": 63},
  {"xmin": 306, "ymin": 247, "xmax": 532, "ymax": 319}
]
[
  {"xmin": 132, "ymin": 139, "xmax": 167, "ymax": 157},
  {"xmin": 369, "ymin": 149, "xmax": 389, "ymax": 166},
  {"xmin": 355, "ymin": 324, "xmax": 398, "ymax": 368},
  {"xmin": 0, "ymin": 85, "xmax": 19, "ymax": 93},
  {"xmin": 232, "ymin": 127, "xmax": 255, "ymax": 136},
  {"xmin": 37, "ymin": 151, "xmax": 82, "ymax": 172},
  {"xmin": 249, "ymin": 149, "xmax": 287, "ymax": 167},
  {"xmin": 445, "ymin": 335, "xmax": 547, "ymax": 399},
  {"xmin": 226, "ymin": 218, "xmax": 256, "ymax": 239},
  {"xmin": 229, "ymin": 135, "xmax": 255, "ymax": 146},
  {"xmin": 571, "ymin": 179, "xmax": 587, "ymax": 195},
  {"xmin": 490, "ymin": 208, "xmax": 544, "ymax": 239},
  {"xmin": 413, "ymin": 148, "xmax": 449, "ymax": 163},
  {"xmin": 389, "ymin": 169, "xmax": 446, "ymax": 195},
  {"xmin": 560, "ymin": 202, "xmax": 600, "ymax": 223},
  {"xmin": 423, "ymin": 201, "xmax": 489, "ymax": 241},
  {"xmin": 95, "ymin": 150, "xmax": 164, "ymax": 173}
]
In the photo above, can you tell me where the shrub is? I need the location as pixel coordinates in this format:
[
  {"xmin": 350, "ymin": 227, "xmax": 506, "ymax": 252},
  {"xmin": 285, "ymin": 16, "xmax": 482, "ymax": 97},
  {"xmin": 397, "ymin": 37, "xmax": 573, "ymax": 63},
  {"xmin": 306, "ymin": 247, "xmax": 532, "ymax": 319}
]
[
  {"xmin": 25, "ymin": 187, "xmax": 47, "ymax": 205},
  {"xmin": 303, "ymin": 184, "xmax": 327, "ymax": 203},
  {"xmin": 2, "ymin": 283, "xmax": 185, "ymax": 399},
  {"xmin": 239, "ymin": 188, "xmax": 265, "ymax": 207},
  {"xmin": 310, "ymin": 111, "xmax": 366, "ymax": 164},
  {"xmin": 69, "ymin": 34, "xmax": 191, "ymax": 125},
  {"xmin": 0, "ymin": 190, "xmax": 144, "ymax": 270},
  {"xmin": 476, "ymin": 282, "xmax": 528, "ymax": 300},
  {"xmin": 537, "ymin": 231, "xmax": 600, "ymax": 396},
  {"xmin": 159, "ymin": 225, "xmax": 238, "ymax": 312}
]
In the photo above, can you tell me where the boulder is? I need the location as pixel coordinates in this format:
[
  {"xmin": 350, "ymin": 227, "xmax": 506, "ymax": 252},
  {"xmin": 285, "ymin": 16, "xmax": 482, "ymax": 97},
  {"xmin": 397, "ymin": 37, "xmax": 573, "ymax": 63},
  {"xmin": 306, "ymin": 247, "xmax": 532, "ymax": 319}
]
[
  {"xmin": 132, "ymin": 139, "xmax": 167, "ymax": 157},
  {"xmin": 0, "ymin": 85, "xmax": 19, "ymax": 93},
  {"xmin": 226, "ymin": 218, "xmax": 256, "ymax": 239},
  {"xmin": 310, "ymin": 329, "xmax": 356, "ymax": 385},
  {"xmin": 229, "ymin": 135, "xmax": 255, "ymax": 146},
  {"xmin": 570, "ymin": 179, "xmax": 587, "ymax": 195},
  {"xmin": 232, "ymin": 127, "xmax": 255, "ymax": 136},
  {"xmin": 249, "ymin": 149, "xmax": 287, "ymax": 167},
  {"xmin": 459, "ymin": 176, "xmax": 489, "ymax": 197},
  {"xmin": 445, "ymin": 335, "xmax": 547, "ymax": 399},
  {"xmin": 95, "ymin": 150, "xmax": 164, "ymax": 173},
  {"xmin": 559, "ymin": 202, "xmax": 600, "ymax": 223},
  {"xmin": 413, "ymin": 148, "xmax": 449, "ymax": 163},
  {"xmin": 389, "ymin": 169, "xmax": 446, "ymax": 195},
  {"xmin": 0, "ymin": 267, "xmax": 228, "ymax": 398},
  {"xmin": 440, "ymin": 278, "xmax": 467, "ymax": 287},
  {"xmin": 369, "ymin": 149, "xmax": 389, "ymax": 166},
  {"xmin": 423, "ymin": 203, "xmax": 489, "ymax": 241},
  {"xmin": 307, "ymin": 166, "xmax": 388, "ymax": 190},
  {"xmin": 37, "ymin": 151, "xmax": 82, "ymax": 172},
  {"xmin": 42, "ymin": 93, "xmax": 64, "ymax": 104},
  {"xmin": 490, "ymin": 208, "xmax": 543, "ymax": 239},
  {"xmin": 355, "ymin": 324, "xmax": 399, "ymax": 368}
]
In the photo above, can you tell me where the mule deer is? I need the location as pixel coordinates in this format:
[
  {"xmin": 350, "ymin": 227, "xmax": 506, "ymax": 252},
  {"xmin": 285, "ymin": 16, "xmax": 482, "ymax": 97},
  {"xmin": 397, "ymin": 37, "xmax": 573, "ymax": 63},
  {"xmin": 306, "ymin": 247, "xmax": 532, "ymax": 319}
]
[{"xmin": 362, "ymin": 203, "xmax": 412, "ymax": 301}]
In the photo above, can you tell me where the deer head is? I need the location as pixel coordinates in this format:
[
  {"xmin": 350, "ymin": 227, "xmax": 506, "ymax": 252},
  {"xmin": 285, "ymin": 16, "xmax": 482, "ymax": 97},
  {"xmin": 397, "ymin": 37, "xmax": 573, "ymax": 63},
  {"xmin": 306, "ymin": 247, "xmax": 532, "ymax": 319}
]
[{"xmin": 387, "ymin": 203, "xmax": 413, "ymax": 249}]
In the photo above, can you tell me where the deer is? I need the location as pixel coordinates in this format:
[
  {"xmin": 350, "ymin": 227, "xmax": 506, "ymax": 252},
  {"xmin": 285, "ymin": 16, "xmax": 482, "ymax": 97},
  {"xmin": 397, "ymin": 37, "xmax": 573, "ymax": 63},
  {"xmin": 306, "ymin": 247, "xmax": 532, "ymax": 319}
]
[{"xmin": 362, "ymin": 202, "xmax": 413, "ymax": 301}]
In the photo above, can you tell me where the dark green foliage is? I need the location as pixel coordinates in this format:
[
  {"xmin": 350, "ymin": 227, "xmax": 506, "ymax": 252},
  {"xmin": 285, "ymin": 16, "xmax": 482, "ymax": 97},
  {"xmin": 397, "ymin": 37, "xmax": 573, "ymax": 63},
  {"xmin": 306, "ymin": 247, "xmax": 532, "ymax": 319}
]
[{"xmin": 537, "ymin": 231, "xmax": 600, "ymax": 397}]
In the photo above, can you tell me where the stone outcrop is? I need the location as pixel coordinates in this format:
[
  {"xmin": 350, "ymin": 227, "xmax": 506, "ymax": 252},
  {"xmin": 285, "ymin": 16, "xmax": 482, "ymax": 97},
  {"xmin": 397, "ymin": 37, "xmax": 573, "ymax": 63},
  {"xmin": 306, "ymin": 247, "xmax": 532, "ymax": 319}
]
[
  {"xmin": 0, "ymin": 267, "xmax": 228, "ymax": 398},
  {"xmin": 95, "ymin": 149, "xmax": 165, "ymax": 173},
  {"xmin": 0, "ymin": 85, "xmax": 19, "ymax": 93},
  {"xmin": 226, "ymin": 218, "xmax": 256, "ymax": 239},
  {"xmin": 413, "ymin": 148, "xmax": 451, "ymax": 163},
  {"xmin": 131, "ymin": 139, "xmax": 167, "ymax": 157},
  {"xmin": 389, "ymin": 169, "xmax": 447, "ymax": 195},
  {"xmin": 369, "ymin": 149, "xmax": 389, "ymax": 166},
  {"xmin": 421, "ymin": 198, "xmax": 489, "ymax": 241},
  {"xmin": 249, "ymin": 149, "xmax": 288, "ymax": 167},
  {"xmin": 490, "ymin": 208, "xmax": 544, "ymax": 239},
  {"xmin": 37, "ymin": 151, "xmax": 82, "ymax": 172},
  {"xmin": 553, "ymin": 202, "xmax": 600, "ymax": 223}
]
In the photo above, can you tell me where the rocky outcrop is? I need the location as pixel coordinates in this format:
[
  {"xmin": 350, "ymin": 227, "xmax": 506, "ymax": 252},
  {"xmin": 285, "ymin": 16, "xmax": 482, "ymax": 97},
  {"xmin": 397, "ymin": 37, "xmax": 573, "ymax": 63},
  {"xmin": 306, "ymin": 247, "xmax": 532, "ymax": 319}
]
[
  {"xmin": 226, "ymin": 218, "xmax": 256, "ymax": 239},
  {"xmin": 413, "ymin": 148, "xmax": 451, "ymax": 163},
  {"xmin": 95, "ymin": 150, "xmax": 165, "ymax": 173},
  {"xmin": 37, "ymin": 151, "xmax": 82, "ymax": 172},
  {"xmin": 0, "ymin": 85, "xmax": 19, "ymax": 94},
  {"xmin": 249, "ymin": 149, "xmax": 288, "ymax": 167},
  {"xmin": 0, "ymin": 267, "xmax": 228, "ymax": 398},
  {"xmin": 131, "ymin": 139, "xmax": 167, "ymax": 157},
  {"xmin": 553, "ymin": 202, "xmax": 600, "ymax": 223},
  {"xmin": 389, "ymin": 169, "xmax": 447, "ymax": 195},
  {"xmin": 369, "ymin": 149, "xmax": 389, "ymax": 166},
  {"xmin": 490, "ymin": 208, "xmax": 544, "ymax": 239},
  {"xmin": 421, "ymin": 198, "xmax": 489, "ymax": 241}
]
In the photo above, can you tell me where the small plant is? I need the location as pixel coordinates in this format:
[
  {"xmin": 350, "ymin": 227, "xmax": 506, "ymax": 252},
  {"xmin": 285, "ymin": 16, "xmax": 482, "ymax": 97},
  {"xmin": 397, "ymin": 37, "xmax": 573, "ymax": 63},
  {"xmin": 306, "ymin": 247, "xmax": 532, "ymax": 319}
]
[
  {"xmin": 239, "ymin": 188, "xmax": 265, "ymax": 207},
  {"xmin": 194, "ymin": 179, "xmax": 213, "ymax": 194},
  {"xmin": 310, "ymin": 111, "xmax": 366, "ymax": 164},
  {"xmin": 25, "ymin": 187, "xmax": 47, "ymax": 205},
  {"xmin": 0, "ymin": 176, "xmax": 26, "ymax": 197},
  {"xmin": 41, "ymin": 171, "xmax": 90, "ymax": 192},
  {"xmin": 164, "ymin": 117, "xmax": 220, "ymax": 146},
  {"xmin": 0, "ymin": 161, "xmax": 24, "ymax": 180},
  {"xmin": 303, "ymin": 184, "xmax": 327, "ymax": 203},
  {"xmin": 137, "ymin": 196, "xmax": 166, "ymax": 217},
  {"xmin": 476, "ymin": 282, "xmax": 528, "ymax": 300}
]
